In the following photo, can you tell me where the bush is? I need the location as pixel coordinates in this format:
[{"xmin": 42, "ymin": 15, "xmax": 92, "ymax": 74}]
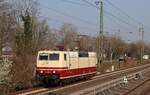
[
  {"xmin": 0, "ymin": 58, "xmax": 12, "ymax": 84},
  {"xmin": 0, "ymin": 58, "xmax": 12, "ymax": 94},
  {"xmin": 10, "ymin": 55, "xmax": 36, "ymax": 91}
]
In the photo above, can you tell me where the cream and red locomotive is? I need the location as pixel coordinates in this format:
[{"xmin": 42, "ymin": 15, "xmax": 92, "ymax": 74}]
[{"xmin": 36, "ymin": 50, "xmax": 97, "ymax": 85}]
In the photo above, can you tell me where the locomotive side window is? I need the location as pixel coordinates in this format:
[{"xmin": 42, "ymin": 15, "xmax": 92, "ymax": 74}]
[
  {"xmin": 79, "ymin": 51, "xmax": 89, "ymax": 57},
  {"xmin": 49, "ymin": 53, "xmax": 59, "ymax": 60},
  {"xmin": 39, "ymin": 54, "xmax": 48, "ymax": 60},
  {"xmin": 64, "ymin": 54, "xmax": 67, "ymax": 60}
]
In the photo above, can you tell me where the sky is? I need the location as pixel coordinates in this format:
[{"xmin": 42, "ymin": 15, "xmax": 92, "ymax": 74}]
[{"xmin": 38, "ymin": 0, "xmax": 150, "ymax": 43}]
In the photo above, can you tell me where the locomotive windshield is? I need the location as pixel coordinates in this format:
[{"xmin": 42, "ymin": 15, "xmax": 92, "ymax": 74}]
[
  {"xmin": 38, "ymin": 53, "xmax": 59, "ymax": 60},
  {"xmin": 49, "ymin": 53, "xmax": 59, "ymax": 60},
  {"xmin": 39, "ymin": 53, "xmax": 48, "ymax": 60}
]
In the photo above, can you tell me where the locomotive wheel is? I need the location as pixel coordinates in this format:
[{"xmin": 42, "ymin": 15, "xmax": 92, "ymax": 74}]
[
  {"xmin": 43, "ymin": 78, "xmax": 50, "ymax": 87},
  {"xmin": 59, "ymin": 80, "xmax": 66, "ymax": 86},
  {"xmin": 51, "ymin": 75, "xmax": 60, "ymax": 86}
]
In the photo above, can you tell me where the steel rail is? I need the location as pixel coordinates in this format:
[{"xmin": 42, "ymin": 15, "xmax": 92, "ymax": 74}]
[{"xmin": 18, "ymin": 63, "xmax": 150, "ymax": 95}]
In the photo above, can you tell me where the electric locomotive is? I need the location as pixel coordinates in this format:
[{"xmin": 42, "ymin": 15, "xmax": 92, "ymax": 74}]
[{"xmin": 36, "ymin": 50, "xmax": 97, "ymax": 85}]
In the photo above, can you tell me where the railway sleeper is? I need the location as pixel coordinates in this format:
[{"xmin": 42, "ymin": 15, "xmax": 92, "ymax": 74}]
[{"xmin": 92, "ymin": 77, "xmax": 143, "ymax": 95}]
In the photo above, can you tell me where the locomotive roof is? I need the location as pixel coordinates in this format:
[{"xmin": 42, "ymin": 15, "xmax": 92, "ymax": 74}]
[{"xmin": 38, "ymin": 50, "xmax": 95, "ymax": 53}]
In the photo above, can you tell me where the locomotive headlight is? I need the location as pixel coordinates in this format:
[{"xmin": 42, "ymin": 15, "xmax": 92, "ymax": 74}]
[
  {"xmin": 52, "ymin": 70, "xmax": 56, "ymax": 73},
  {"xmin": 40, "ymin": 70, "xmax": 43, "ymax": 73}
]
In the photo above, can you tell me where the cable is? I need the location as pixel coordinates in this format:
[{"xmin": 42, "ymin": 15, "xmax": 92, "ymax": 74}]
[
  {"xmin": 81, "ymin": 0, "xmax": 98, "ymax": 9},
  {"xmin": 104, "ymin": 10, "xmax": 138, "ymax": 28},
  {"xmin": 57, "ymin": 0, "xmax": 90, "ymax": 7},
  {"xmin": 41, "ymin": 4, "xmax": 98, "ymax": 26},
  {"xmin": 39, "ymin": 3, "xmax": 119, "ymax": 35},
  {"xmin": 39, "ymin": 15, "xmax": 99, "ymax": 33},
  {"xmin": 82, "ymin": 0, "xmax": 139, "ymax": 29},
  {"xmin": 105, "ymin": 0, "xmax": 142, "ymax": 25},
  {"xmin": 105, "ymin": 14, "xmax": 137, "ymax": 34},
  {"xmin": 105, "ymin": 0, "xmax": 150, "ymax": 32},
  {"xmin": 40, "ymin": 1, "xmax": 140, "ymax": 37},
  {"xmin": 42, "ymin": 0, "xmax": 136, "ymax": 33},
  {"xmin": 40, "ymin": 3, "xmax": 119, "ymax": 34}
]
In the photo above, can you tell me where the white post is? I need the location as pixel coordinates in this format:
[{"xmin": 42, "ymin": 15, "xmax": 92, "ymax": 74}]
[{"xmin": 111, "ymin": 65, "xmax": 114, "ymax": 71}]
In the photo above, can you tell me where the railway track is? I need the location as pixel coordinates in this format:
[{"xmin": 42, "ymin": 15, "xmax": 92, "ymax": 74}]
[
  {"xmin": 72, "ymin": 67, "xmax": 150, "ymax": 95},
  {"xmin": 123, "ymin": 78, "xmax": 150, "ymax": 95},
  {"xmin": 92, "ymin": 70, "xmax": 150, "ymax": 95},
  {"xmin": 122, "ymin": 74, "xmax": 150, "ymax": 95},
  {"xmin": 13, "ymin": 63, "xmax": 150, "ymax": 95}
]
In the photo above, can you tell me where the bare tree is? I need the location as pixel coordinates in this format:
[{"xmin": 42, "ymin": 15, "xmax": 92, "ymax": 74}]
[
  {"xmin": 0, "ymin": 0, "xmax": 16, "ymax": 56},
  {"xmin": 45, "ymin": 29, "xmax": 59, "ymax": 49},
  {"xmin": 59, "ymin": 23, "xmax": 79, "ymax": 49},
  {"xmin": 10, "ymin": 0, "xmax": 39, "ymax": 20},
  {"xmin": 32, "ymin": 19, "xmax": 50, "ymax": 52},
  {"xmin": 78, "ymin": 35, "xmax": 96, "ymax": 51},
  {"xmin": 5, "ymin": 0, "xmax": 41, "ymax": 91}
]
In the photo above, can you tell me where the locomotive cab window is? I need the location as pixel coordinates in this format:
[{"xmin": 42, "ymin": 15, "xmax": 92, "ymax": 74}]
[
  {"xmin": 39, "ymin": 54, "xmax": 48, "ymax": 60},
  {"xmin": 49, "ymin": 53, "xmax": 59, "ymax": 60}
]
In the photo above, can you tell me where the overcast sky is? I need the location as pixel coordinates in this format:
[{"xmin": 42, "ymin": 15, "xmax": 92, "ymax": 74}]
[{"xmin": 38, "ymin": 0, "xmax": 150, "ymax": 43}]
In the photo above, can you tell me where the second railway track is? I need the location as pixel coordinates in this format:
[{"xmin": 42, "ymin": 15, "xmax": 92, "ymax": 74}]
[{"xmin": 14, "ymin": 63, "xmax": 150, "ymax": 95}]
